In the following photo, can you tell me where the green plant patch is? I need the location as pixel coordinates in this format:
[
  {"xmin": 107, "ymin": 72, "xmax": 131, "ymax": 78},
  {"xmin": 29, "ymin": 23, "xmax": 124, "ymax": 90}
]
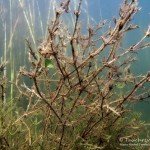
[{"xmin": 45, "ymin": 59, "xmax": 54, "ymax": 68}]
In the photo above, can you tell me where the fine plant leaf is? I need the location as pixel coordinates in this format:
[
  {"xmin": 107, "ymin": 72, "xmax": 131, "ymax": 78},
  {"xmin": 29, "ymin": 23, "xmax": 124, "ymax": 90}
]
[
  {"xmin": 116, "ymin": 82, "xmax": 125, "ymax": 89},
  {"xmin": 45, "ymin": 59, "xmax": 54, "ymax": 68}
]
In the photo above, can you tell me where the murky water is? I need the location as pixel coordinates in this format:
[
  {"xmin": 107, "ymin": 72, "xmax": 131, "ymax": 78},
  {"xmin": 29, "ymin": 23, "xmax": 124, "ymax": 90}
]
[{"xmin": 0, "ymin": 0, "xmax": 150, "ymax": 121}]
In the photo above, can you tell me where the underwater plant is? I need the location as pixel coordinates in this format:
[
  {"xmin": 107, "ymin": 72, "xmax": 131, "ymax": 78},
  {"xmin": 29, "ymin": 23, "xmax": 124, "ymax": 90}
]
[{"xmin": 0, "ymin": 0, "xmax": 150, "ymax": 149}]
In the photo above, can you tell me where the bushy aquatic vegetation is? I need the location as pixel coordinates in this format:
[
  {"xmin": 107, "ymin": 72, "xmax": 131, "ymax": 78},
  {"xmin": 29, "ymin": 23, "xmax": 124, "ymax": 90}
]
[{"xmin": 0, "ymin": 0, "xmax": 150, "ymax": 149}]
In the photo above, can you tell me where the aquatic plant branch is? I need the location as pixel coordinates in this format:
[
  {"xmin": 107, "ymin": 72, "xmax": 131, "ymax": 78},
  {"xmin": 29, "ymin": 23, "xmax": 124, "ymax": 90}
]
[
  {"xmin": 117, "ymin": 74, "xmax": 150, "ymax": 108},
  {"xmin": 14, "ymin": 0, "xmax": 150, "ymax": 149},
  {"xmin": 70, "ymin": 0, "xmax": 83, "ymax": 85},
  {"xmin": 33, "ymin": 77, "xmax": 63, "ymax": 124}
]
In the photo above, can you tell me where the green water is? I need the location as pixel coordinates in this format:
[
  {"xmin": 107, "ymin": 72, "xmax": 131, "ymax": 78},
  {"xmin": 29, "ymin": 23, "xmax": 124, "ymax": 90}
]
[{"xmin": 0, "ymin": 0, "xmax": 150, "ymax": 121}]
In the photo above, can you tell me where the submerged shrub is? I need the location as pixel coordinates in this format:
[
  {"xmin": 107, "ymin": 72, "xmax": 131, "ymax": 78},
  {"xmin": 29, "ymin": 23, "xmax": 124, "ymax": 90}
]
[{"xmin": 0, "ymin": 0, "xmax": 150, "ymax": 149}]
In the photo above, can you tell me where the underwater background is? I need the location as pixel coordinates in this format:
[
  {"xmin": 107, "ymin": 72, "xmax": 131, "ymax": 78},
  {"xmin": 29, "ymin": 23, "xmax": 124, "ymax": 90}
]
[{"xmin": 0, "ymin": 0, "xmax": 150, "ymax": 121}]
